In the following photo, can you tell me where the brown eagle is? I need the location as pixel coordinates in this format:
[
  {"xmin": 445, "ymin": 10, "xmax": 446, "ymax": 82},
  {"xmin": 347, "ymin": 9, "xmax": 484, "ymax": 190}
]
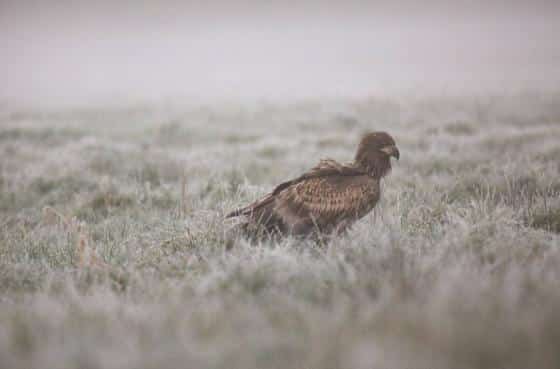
[{"xmin": 227, "ymin": 132, "xmax": 399, "ymax": 239}]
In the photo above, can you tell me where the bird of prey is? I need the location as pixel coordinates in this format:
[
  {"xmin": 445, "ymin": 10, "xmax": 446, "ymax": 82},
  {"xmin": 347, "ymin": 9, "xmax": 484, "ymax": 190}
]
[{"xmin": 227, "ymin": 132, "xmax": 399, "ymax": 239}]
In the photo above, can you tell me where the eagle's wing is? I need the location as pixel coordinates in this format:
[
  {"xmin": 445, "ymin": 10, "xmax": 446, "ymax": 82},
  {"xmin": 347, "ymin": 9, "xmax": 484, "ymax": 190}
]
[
  {"xmin": 273, "ymin": 174, "xmax": 380, "ymax": 235},
  {"xmin": 227, "ymin": 159, "xmax": 380, "ymax": 236},
  {"xmin": 226, "ymin": 159, "xmax": 359, "ymax": 218}
]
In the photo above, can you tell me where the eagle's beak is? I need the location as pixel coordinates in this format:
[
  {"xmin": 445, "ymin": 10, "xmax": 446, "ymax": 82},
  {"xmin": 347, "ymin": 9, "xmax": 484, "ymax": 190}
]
[{"xmin": 381, "ymin": 145, "xmax": 400, "ymax": 160}]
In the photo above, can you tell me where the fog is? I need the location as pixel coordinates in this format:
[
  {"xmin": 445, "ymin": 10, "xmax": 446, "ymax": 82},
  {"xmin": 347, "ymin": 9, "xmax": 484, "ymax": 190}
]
[{"xmin": 2, "ymin": 0, "xmax": 559, "ymax": 107}]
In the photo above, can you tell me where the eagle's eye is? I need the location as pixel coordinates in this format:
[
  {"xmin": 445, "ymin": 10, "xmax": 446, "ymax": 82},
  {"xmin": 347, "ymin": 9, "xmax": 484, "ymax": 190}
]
[{"xmin": 380, "ymin": 145, "xmax": 400, "ymax": 160}]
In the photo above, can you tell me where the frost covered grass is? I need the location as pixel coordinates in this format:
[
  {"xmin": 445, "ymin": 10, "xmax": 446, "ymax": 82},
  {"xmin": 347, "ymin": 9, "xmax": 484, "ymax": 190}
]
[{"xmin": 1, "ymin": 92, "xmax": 560, "ymax": 369}]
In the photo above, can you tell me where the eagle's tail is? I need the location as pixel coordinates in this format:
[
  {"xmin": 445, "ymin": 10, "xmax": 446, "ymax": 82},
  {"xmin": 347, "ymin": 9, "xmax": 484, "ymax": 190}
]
[{"xmin": 226, "ymin": 193, "xmax": 275, "ymax": 218}]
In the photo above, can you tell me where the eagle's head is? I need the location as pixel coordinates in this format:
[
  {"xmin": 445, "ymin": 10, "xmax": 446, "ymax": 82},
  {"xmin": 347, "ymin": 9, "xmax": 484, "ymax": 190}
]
[{"xmin": 354, "ymin": 131, "xmax": 399, "ymax": 178}]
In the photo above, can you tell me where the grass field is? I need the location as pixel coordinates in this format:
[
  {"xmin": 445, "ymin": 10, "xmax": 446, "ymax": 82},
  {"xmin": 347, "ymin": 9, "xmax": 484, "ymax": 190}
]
[{"xmin": 1, "ymin": 92, "xmax": 560, "ymax": 369}]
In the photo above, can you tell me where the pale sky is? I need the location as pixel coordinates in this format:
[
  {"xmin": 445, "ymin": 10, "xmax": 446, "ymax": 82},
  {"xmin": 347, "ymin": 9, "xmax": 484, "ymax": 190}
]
[{"xmin": 1, "ymin": 0, "xmax": 559, "ymax": 107}]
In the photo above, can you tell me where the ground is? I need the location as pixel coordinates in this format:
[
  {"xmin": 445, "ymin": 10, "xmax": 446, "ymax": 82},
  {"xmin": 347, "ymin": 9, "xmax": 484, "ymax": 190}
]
[{"xmin": 1, "ymin": 92, "xmax": 560, "ymax": 369}]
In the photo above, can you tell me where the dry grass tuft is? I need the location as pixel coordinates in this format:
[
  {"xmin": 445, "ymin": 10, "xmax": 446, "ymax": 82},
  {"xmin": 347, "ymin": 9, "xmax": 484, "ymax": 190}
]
[{"xmin": 530, "ymin": 208, "xmax": 560, "ymax": 233}]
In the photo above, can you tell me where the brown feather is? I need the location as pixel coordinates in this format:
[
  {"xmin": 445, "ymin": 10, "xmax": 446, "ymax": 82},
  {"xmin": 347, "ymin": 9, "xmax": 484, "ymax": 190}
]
[{"xmin": 226, "ymin": 131, "xmax": 398, "ymax": 239}]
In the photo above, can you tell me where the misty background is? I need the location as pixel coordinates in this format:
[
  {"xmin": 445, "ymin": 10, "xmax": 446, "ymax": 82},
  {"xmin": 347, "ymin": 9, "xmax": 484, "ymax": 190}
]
[{"xmin": 1, "ymin": 0, "xmax": 559, "ymax": 108}]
